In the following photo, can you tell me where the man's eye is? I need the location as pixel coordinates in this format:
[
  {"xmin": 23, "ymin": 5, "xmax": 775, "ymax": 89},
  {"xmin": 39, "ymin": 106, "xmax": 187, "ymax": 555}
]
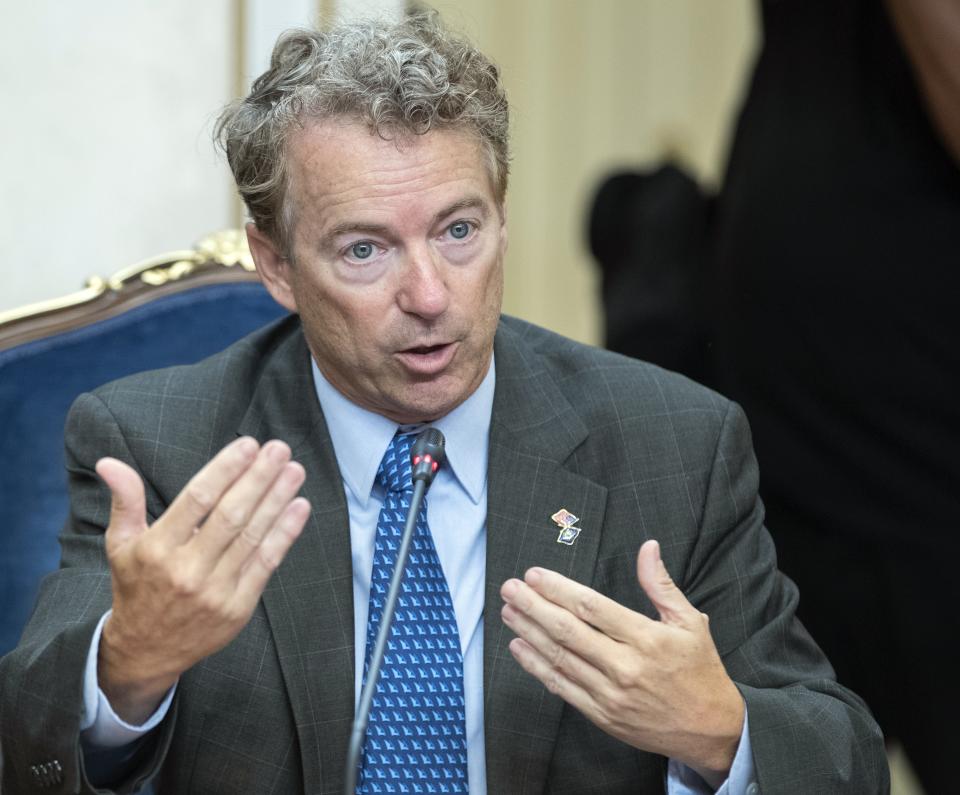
[
  {"xmin": 349, "ymin": 241, "xmax": 376, "ymax": 260},
  {"xmin": 449, "ymin": 221, "xmax": 471, "ymax": 240}
]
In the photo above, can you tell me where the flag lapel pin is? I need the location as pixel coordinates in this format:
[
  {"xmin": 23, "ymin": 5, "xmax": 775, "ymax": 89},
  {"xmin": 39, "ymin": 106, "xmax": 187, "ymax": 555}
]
[{"xmin": 551, "ymin": 508, "xmax": 582, "ymax": 546}]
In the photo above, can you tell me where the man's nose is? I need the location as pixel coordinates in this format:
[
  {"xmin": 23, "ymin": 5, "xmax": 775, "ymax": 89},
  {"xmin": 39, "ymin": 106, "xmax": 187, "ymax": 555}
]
[{"xmin": 397, "ymin": 246, "xmax": 450, "ymax": 319}]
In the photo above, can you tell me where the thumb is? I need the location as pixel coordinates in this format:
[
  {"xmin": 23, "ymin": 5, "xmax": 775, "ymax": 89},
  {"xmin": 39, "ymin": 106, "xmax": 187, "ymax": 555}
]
[
  {"xmin": 636, "ymin": 539, "xmax": 695, "ymax": 626},
  {"xmin": 95, "ymin": 457, "xmax": 148, "ymax": 548}
]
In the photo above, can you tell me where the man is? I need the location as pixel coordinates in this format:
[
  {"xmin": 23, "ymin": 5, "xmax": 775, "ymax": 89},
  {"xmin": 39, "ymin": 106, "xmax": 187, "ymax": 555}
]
[{"xmin": 0, "ymin": 12, "xmax": 887, "ymax": 794}]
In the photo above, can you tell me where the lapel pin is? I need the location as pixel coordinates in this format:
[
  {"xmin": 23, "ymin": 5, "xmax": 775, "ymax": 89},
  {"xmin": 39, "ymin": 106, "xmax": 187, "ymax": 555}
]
[{"xmin": 551, "ymin": 508, "xmax": 582, "ymax": 545}]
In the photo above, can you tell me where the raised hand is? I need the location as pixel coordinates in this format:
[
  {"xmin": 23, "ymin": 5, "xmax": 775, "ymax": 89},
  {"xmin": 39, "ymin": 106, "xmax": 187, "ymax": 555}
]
[
  {"xmin": 94, "ymin": 437, "xmax": 311, "ymax": 724},
  {"xmin": 500, "ymin": 539, "xmax": 744, "ymax": 787}
]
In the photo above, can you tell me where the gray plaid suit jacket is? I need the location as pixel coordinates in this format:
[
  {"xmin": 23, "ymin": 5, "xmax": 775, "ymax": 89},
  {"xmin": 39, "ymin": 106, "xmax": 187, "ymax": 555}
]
[{"xmin": 0, "ymin": 315, "xmax": 888, "ymax": 794}]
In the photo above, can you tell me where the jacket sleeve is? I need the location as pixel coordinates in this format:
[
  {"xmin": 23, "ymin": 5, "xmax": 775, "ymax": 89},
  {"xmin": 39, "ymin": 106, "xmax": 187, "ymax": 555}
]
[
  {"xmin": 680, "ymin": 400, "xmax": 890, "ymax": 794},
  {"xmin": 0, "ymin": 392, "xmax": 178, "ymax": 795}
]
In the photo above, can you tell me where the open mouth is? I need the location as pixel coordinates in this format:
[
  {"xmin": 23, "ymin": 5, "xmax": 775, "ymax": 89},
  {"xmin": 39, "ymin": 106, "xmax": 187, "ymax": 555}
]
[{"xmin": 396, "ymin": 341, "xmax": 457, "ymax": 374}]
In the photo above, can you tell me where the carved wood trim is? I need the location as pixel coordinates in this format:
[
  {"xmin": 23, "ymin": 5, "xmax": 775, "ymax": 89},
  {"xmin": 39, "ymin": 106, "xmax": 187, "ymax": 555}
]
[{"xmin": 0, "ymin": 230, "xmax": 264, "ymax": 353}]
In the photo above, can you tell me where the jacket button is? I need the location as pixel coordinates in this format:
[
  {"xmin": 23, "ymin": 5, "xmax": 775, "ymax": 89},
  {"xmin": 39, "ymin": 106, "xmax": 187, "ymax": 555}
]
[{"xmin": 29, "ymin": 760, "xmax": 62, "ymax": 788}]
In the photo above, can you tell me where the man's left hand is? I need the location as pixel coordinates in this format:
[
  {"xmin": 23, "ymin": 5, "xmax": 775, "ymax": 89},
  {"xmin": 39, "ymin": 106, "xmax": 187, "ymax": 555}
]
[{"xmin": 500, "ymin": 539, "xmax": 744, "ymax": 788}]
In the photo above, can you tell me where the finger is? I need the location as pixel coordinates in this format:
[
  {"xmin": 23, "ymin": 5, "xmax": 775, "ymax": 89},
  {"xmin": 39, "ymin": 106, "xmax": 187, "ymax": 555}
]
[
  {"xmin": 508, "ymin": 636, "xmax": 601, "ymax": 721},
  {"xmin": 500, "ymin": 578, "xmax": 625, "ymax": 673},
  {"xmin": 214, "ymin": 460, "xmax": 306, "ymax": 578},
  {"xmin": 192, "ymin": 440, "xmax": 292, "ymax": 558},
  {"xmin": 515, "ymin": 567, "xmax": 656, "ymax": 643},
  {"xmin": 161, "ymin": 436, "xmax": 260, "ymax": 544},
  {"xmin": 635, "ymin": 539, "xmax": 697, "ymax": 627},
  {"xmin": 96, "ymin": 457, "xmax": 148, "ymax": 549},
  {"xmin": 500, "ymin": 602, "xmax": 609, "ymax": 694},
  {"xmin": 236, "ymin": 497, "xmax": 310, "ymax": 601}
]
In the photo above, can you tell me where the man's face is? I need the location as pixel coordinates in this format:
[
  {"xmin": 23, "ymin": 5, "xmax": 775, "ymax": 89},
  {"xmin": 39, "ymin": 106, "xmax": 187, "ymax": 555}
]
[{"xmin": 252, "ymin": 120, "xmax": 506, "ymax": 423}]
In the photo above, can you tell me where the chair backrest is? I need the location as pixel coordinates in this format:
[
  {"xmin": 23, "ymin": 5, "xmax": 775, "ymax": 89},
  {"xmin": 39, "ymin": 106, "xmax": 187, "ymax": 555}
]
[{"xmin": 0, "ymin": 230, "xmax": 288, "ymax": 655}]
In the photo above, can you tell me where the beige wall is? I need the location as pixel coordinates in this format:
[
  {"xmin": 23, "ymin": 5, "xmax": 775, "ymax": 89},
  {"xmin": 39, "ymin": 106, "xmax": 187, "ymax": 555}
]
[
  {"xmin": 0, "ymin": 1, "xmax": 237, "ymax": 314},
  {"xmin": 0, "ymin": 0, "xmax": 331, "ymax": 315},
  {"xmin": 429, "ymin": 0, "xmax": 757, "ymax": 344}
]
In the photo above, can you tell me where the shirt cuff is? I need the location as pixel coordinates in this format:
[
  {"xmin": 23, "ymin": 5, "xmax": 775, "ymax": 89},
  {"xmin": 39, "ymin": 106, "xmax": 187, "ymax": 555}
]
[
  {"xmin": 667, "ymin": 706, "xmax": 758, "ymax": 795},
  {"xmin": 80, "ymin": 610, "xmax": 178, "ymax": 748}
]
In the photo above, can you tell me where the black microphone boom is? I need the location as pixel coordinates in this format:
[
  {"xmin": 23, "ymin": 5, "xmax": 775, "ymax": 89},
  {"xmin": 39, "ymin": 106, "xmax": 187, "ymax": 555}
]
[{"xmin": 343, "ymin": 427, "xmax": 447, "ymax": 795}]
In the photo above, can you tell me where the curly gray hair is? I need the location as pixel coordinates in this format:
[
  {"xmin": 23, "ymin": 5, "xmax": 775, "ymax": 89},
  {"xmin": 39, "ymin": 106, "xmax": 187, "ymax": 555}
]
[{"xmin": 215, "ymin": 11, "xmax": 510, "ymax": 255}]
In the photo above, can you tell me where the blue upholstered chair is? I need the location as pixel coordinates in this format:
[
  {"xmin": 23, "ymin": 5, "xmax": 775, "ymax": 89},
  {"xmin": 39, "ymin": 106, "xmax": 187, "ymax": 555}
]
[{"xmin": 0, "ymin": 230, "xmax": 288, "ymax": 656}]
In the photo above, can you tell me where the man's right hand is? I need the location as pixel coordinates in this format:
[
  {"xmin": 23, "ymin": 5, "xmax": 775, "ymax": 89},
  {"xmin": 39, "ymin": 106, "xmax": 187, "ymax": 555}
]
[{"xmin": 93, "ymin": 437, "xmax": 311, "ymax": 725}]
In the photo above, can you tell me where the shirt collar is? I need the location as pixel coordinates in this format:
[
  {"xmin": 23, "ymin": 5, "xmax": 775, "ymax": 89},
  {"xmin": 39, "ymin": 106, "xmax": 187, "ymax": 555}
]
[{"xmin": 311, "ymin": 357, "xmax": 495, "ymax": 507}]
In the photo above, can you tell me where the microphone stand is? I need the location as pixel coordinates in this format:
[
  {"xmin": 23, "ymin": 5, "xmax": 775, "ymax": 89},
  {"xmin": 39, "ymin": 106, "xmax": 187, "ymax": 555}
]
[{"xmin": 343, "ymin": 429, "xmax": 444, "ymax": 795}]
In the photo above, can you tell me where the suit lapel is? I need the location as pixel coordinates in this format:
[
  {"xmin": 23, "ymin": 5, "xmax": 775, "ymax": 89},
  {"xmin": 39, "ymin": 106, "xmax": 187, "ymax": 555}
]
[
  {"xmin": 237, "ymin": 329, "xmax": 355, "ymax": 795},
  {"xmin": 483, "ymin": 322, "xmax": 608, "ymax": 794}
]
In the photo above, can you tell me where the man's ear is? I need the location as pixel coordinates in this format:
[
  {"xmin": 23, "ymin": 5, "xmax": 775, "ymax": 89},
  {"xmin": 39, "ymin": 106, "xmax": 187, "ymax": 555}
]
[{"xmin": 246, "ymin": 222, "xmax": 298, "ymax": 314}]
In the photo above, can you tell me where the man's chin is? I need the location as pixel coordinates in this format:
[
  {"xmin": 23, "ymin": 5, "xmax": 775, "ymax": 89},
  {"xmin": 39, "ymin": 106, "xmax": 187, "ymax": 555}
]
[{"xmin": 379, "ymin": 378, "xmax": 473, "ymax": 425}]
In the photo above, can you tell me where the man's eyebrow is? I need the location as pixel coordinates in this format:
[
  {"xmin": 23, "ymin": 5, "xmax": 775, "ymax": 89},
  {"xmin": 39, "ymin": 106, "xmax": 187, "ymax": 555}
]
[
  {"xmin": 431, "ymin": 196, "xmax": 491, "ymax": 225},
  {"xmin": 325, "ymin": 221, "xmax": 392, "ymax": 240}
]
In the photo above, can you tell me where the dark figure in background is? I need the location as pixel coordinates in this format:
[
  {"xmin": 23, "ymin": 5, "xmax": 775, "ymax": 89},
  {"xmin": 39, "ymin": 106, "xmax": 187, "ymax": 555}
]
[
  {"xmin": 711, "ymin": 1, "xmax": 960, "ymax": 792},
  {"xmin": 588, "ymin": 164, "xmax": 714, "ymax": 386},
  {"xmin": 591, "ymin": 2, "xmax": 959, "ymax": 791}
]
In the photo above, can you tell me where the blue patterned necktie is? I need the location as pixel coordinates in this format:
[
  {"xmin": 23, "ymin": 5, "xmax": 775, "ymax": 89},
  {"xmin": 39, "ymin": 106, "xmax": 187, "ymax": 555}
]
[{"xmin": 359, "ymin": 432, "xmax": 469, "ymax": 794}]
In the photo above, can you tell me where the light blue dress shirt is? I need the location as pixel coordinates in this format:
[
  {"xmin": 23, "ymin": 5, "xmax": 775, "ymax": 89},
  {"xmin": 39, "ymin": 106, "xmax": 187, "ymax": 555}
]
[
  {"xmin": 81, "ymin": 354, "xmax": 757, "ymax": 794},
  {"xmin": 313, "ymin": 358, "xmax": 493, "ymax": 793}
]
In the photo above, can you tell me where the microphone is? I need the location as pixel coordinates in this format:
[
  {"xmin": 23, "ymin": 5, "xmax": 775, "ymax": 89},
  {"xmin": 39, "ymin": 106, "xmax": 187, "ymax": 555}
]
[
  {"xmin": 343, "ymin": 427, "xmax": 447, "ymax": 795},
  {"xmin": 411, "ymin": 427, "xmax": 445, "ymax": 485}
]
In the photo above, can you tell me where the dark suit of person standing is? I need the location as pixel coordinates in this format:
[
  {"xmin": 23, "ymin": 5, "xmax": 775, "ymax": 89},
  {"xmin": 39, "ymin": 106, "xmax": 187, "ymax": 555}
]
[{"xmin": 711, "ymin": 1, "xmax": 960, "ymax": 790}]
